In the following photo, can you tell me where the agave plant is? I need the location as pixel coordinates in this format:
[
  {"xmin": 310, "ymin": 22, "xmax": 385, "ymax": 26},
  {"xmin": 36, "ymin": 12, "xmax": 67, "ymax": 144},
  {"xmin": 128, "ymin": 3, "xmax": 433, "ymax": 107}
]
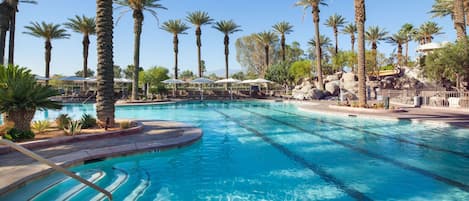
[
  {"xmin": 65, "ymin": 120, "xmax": 82, "ymax": 136},
  {"xmin": 0, "ymin": 65, "xmax": 62, "ymax": 132},
  {"xmin": 80, "ymin": 113, "xmax": 97, "ymax": 129},
  {"xmin": 31, "ymin": 120, "xmax": 51, "ymax": 133},
  {"xmin": 55, "ymin": 114, "xmax": 71, "ymax": 130}
]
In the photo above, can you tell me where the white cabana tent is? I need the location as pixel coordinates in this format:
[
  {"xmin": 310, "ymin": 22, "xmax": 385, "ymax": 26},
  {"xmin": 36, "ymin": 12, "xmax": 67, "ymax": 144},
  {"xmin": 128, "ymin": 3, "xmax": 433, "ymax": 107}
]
[{"xmin": 190, "ymin": 78, "xmax": 214, "ymax": 100}]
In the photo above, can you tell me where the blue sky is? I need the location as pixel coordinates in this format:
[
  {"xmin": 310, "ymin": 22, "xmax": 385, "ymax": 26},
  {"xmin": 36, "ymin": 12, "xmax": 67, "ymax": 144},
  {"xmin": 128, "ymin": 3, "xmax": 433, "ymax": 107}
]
[{"xmin": 13, "ymin": 0, "xmax": 455, "ymax": 77}]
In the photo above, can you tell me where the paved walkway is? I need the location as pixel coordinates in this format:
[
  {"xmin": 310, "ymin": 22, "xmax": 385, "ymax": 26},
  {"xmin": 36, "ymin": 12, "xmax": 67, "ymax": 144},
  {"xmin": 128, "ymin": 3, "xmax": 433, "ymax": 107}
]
[
  {"xmin": 0, "ymin": 120, "xmax": 202, "ymax": 195},
  {"xmin": 294, "ymin": 100, "xmax": 469, "ymax": 128}
]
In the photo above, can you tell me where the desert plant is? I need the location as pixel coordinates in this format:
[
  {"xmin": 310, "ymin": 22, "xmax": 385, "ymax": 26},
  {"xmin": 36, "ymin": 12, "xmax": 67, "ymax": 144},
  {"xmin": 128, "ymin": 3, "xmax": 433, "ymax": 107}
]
[
  {"xmin": 80, "ymin": 114, "xmax": 97, "ymax": 129},
  {"xmin": 4, "ymin": 128, "xmax": 35, "ymax": 142},
  {"xmin": 55, "ymin": 114, "xmax": 72, "ymax": 129},
  {"xmin": 119, "ymin": 121, "xmax": 132, "ymax": 129},
  {"xmin": 31, "ymin": 120, "xmax": 51, "ymax": 133},
  {"xmin": 65, "ymin": 120, "xmax": 82, "ymax": 136}
]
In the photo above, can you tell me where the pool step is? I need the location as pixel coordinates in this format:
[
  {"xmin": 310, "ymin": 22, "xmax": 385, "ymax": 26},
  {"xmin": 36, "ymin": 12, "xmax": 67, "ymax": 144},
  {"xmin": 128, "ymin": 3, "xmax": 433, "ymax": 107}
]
[
  {"xmin": 123, "ymin": 168, "xmax": 151, "ymax": 201},
  {"xmin": 89, "ymin": 167, "xmax": 129, "ymax": 201},
  {"xmin": 29, "ymin": 169, "xmax": 105, "ymax": 201}
]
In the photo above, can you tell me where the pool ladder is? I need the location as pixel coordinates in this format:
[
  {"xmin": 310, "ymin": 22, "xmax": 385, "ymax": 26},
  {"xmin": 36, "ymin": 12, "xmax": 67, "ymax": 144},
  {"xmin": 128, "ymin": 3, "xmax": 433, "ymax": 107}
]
[{"xmin": 0, "ymin": 137, "xmax": 113, "ymax": 201}]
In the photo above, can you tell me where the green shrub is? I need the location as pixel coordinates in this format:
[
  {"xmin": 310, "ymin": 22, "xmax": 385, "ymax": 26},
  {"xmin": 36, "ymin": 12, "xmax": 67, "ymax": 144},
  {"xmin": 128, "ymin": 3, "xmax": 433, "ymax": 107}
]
[
  {"xmin": 119, "ymin": 121, "xmax": 131, "ymax": 129},
  {"xmin": 351, "ymin": 101, "xmax": 359, "ymax": 108},
  {"xmin": 4, "ymin": 128, "xmax": 35, "ymax": 141},
  {"xmin": 65, "ymin": 120, "xmax": 82, "ymax": 136},
  {"xmin": 80, "ymin": 114, "xmax": 97, "ymax": 129},
  {"xmin": 31, "ymin": 120, "xmax": 51, "ymax": 133},
  {"xmin": 55, "ymin": 114, "xmax": 71, "ymax": 130}
]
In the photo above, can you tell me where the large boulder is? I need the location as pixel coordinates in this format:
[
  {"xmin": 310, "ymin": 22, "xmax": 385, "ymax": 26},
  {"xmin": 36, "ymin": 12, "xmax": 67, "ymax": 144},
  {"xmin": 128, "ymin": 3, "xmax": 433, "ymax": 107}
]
[
  {"xmin": 311, "ymin": 89, "xmax": 326, "ymax": 99},
  {"xmin": 325, "ymin": 81, "xmax": 340, "ymax": 96}
]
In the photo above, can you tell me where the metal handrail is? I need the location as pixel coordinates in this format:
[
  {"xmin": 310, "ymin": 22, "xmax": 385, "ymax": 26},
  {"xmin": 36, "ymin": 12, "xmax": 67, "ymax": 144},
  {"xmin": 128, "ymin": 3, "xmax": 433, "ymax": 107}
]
[{"xmin": 0, "ymin": 137, "xmax": 112, "ymax": 200}]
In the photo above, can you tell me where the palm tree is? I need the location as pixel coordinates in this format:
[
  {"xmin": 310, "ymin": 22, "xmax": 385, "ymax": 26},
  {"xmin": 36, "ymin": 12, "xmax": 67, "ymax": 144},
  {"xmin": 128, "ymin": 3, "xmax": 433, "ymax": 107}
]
[
  {"xmin": 6, "ymin": 0, "xmax": 37, "ymax": 65},
  {"xmin": 114, "ymin": 0, "xmax": 167, "ymax": 101},
  {"xmin": 64, "ymin": 15, "xmax": 96, "ymax": 90},
  {"xmin": 365, "ymin": 26, "xmax": 388, "ymax": 76},
  {"xmin": 399, "ymin": 23, "xmax": 416, "ymax": 66},
  {"xmin": 0, "ymin": 65, "xmax": 61, "ymax": 132},
  {"xmin": 23, "ymin": 22, "xmax": 69, "ymax": 84},
  {"xmin": 161, "ymin": 19, "xmax": 190, "ymax": 79},
  {"xmin": 416, "ymin": 21, "xmax": 443, "ymax": 44},
  {"xmin": 295, "ymin": 0, "xmax": 327, "ymax": 90},
  {"xmin": 213, "ymin": 20, "xmax": 241, "ymax": 79},
  {"xmin": 255, "ymin": 31, "xmax": 278, "ymax": 76},
  {"xmin": 95, "ymin": 0, "xmax": 115, "ymax": 127},
  {"xmin": 453, "ymin": 0, "xmax": 466, "ymax": 41},
  {"xmin": 342, "ymin": 23, "xmax": 357, "ymax": 52},
  {"xmin": 386, "ymin": 31, "xmax": 407, "ymax": 67},
  {"xmin": 186, "ymin": 11, "xmax": 213, "ymax": 78},
  {"xmin": 355, "ymin": 0, "xmax": 367, "ymax": 107},
  {"xmin": 0, "ymin": 2, "xmax": 13, "ymax": 65},
  {"xmin": 325, "ymin": 13, "xmax": 347, "ymax": 55},
  {"xmin": 272, "ymin": 21, "xmax": 293, "ymax": 62},
  {"xmin": 308, "ymin": 34, "xmax": 332, "ymax": 60}
]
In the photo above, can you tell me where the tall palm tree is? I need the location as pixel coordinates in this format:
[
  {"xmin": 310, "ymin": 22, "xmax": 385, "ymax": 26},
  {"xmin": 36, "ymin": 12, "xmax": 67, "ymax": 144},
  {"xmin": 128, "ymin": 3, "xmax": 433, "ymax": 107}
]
[
  {"xmin": 399, "ymin": 23, "xmax": 416, "ymax": 66},
  {"xmin": 6, "ymin": 0, "xmax": 37, "ymax": 65},
  {"xmin": 64, "ymin": 15, "xmax": 96, "ymax": 91},
  {"xmin": 186, "ymin": 11, "xmax": 213, "ymax": 78},
  {"xmin": 342, "ymin": 23, "xmax": 357, "ymax": 52},
  {"xmin": 272, "ymin": 21, "xmax": 293, "ymax": 62},
  {"xmin": 295, "ymin": 0, "xmax": 327, "ymax": 90},
  {"xmin": 114, "ymin": 0, "xmax": 167, "ymax": 101},
  {"xmin": 308, "ymin": 34, "xmax": 332, "ymax": 60},
  {"xmin": 365, "ymin": 25, "xmax": 388, "ymax": 76},
  {"xmin": 386, "ymin": 31, "xmax": 407, "ymax": 67},
  {"xmin": 416, "ymin": 21, "xmax": 443, "ymax": 44},
  {"xmin": 255, "ymin": 31, "xmax": 278, "ymax": 77},
  {"xmin": 454, "ymin": 0, "xmax": 466, "ymax": 41},
  {"xmin": 355, "ymin": 0, "xmax": 367, "ymax": 107},
  {"xmin": 0, "ymin": 2, "xmax": 13, "ymax": 65},
  {"xmin": 161, "ymin": 19, "xmax": 190, "ymax": 79},
  {"xmin": 325, "ymin": 13, "xmax": 347, "ymax": 55},
  {"xmin": 23, "ymin": 22, "xmax": 69, "ymax": 84},
  {"xmin": 213, "ymin": 20, "xmax": 242, "ymax": 79},
  {"xmin": 96, "ymin": 0, "xmax": 115, "ymax": 126}
]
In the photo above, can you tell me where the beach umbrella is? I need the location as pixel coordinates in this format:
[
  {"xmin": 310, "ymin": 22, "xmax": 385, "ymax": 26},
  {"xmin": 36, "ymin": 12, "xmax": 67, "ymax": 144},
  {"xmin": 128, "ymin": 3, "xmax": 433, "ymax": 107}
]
[
  {"xmin": 162, "ymin": 78, "xmax": 186, "ymax": 84},
  {"xmin": 251, "ymin": 78, "xmax": 273, "ymax": 83},
  {"xmin": 241, "ymin": 79, "xmax": 255, "ymax": 84},
  {"xmin": 190, "ymin": 78, "xmax": 214, "ymax": 100}
]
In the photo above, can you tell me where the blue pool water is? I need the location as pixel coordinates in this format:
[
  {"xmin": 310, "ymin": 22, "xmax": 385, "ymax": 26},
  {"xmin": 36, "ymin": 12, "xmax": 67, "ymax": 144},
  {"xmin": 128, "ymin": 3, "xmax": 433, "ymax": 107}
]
[{"xmin": 2, "ymin": 101, "xmax": 469, "ymax": 200}]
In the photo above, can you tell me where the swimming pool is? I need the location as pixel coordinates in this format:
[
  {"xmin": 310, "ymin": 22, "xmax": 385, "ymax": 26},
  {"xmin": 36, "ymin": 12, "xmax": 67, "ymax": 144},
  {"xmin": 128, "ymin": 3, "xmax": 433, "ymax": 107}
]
[{"xmin": 1, "ymin": 101, "xmax": 468, "ymax": 200}]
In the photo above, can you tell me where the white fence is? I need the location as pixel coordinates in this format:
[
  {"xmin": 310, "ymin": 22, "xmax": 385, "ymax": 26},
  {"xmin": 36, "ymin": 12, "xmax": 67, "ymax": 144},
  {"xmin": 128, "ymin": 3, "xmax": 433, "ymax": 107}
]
[{"xmin": 380, "ymin": 89, "xmax": 469, "ymax": 110}]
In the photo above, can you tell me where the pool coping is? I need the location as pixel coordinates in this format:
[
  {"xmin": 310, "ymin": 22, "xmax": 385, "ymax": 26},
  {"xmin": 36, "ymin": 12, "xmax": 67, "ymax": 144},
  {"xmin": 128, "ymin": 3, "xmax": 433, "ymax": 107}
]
[
  {"xmin": 0, "ymin": 122, "xmax": 144, "ymax": 155},
  {"xmin": 0, "ymin": 121, "xmax": 203, "ymax": 196}
]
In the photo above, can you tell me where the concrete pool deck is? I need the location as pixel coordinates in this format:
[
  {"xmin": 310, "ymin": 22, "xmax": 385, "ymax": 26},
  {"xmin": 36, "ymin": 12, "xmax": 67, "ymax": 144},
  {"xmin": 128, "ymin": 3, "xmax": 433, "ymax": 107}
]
[
  {"xmin": 285, "ymin": 100, "xmax": 469, "ymax": 128},
  {"xmin": 0, "ymin": 120, "xmax": 202, "ymax": 196}
]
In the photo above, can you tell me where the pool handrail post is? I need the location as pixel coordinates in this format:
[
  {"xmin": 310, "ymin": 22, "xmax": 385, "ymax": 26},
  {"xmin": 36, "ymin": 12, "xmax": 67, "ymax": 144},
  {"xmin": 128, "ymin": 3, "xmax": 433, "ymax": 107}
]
[{"xmin": 0, "ymin": 137, "xmax": 113, "ymax": 201}]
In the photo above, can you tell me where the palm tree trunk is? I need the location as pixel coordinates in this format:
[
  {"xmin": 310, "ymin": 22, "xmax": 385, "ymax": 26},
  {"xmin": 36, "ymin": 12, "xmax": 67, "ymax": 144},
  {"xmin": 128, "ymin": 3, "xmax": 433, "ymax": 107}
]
[
  {"xmin": 355, "ymin": 0, "xmax": 367, "ymax": 107},
  {"xmin": 454, "ymin": 0, "xmax": 467, "ymax": 41},
  {"xmin": 397, "ymin": 43, "xmax": 403, "ymax": 67},
  {"xmin": 224, "ymin": 34, "xmax": 229, "ymax": 79},
  {"xmin": 351, "ymin": 34, "xmax": 355, "ymax": 73},
  {"xmin": 7, "ymin": 9, "xmax": 15, "ymax": 65},
  {"xmin": 5, "ymin": 109, "xmax": 35, "ymax": 132},
  {"xmin": 83, "ymin": 34, "xmax": 90, "ymax": 91},
  {"xmin": 372, "ymin": 43, "xmax": 377, "ymax": 77},
  {"xmin": 0, "ymin": 2, "xmax": 12, "ymax": 65},
  {"xmin": 465, "ymin": 0, "xmax": 469, "ymax": 26},
  {"xmin": 281, "ymin": 34, "xmax": 286, "ymax": 62},
  {"xmin": 96, "ymin": 0, "xmax": 115, "ymax": 127},
  {"xmin": 173, "ymin": 34, "xmax": 178, "ymax": 79},
  {"xmin": 131, "ymin": 12, "xmax": 143, "ymax": 101},
  {"xmin": 334, "ymin": 28, "xmax": 339, "ymax": 55},
  {"xmin": 0, "ymin": 29, "xmax": 6, "ymax": 65},
  {"xmin": 44, "ymin": 40, "xmax": 52, "ymax": 85},
  {"xmin": 404, "ymin": 41, "xmax": 409, "ymax": 66},
  {"xmin": 196, "ymin": 27, "xmax": 202, "ymax": 77},
  {"xmin": 312, "ymin": 5, "xmax": 324, "ymax": 90},
  {"xmin": 265, "ymin": 45, "xmax": 269, "ymax": 70}
]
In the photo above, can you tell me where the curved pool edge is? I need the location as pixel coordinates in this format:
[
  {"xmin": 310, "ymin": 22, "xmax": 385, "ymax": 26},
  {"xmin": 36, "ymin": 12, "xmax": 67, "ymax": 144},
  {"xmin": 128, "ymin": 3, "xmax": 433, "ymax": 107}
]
[{"xmin": 0, "ymin": 120, "xmax": 203, "ymax": 196}]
